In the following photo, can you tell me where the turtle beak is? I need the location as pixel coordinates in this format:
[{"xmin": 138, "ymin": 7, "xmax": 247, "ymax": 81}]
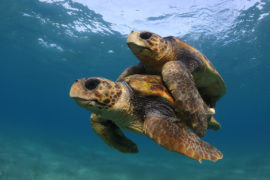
[
  {"xmin": 70, "ymin": 81, "xmax": 80, "ymax": 99},
  {"xmin": 127, "ymin": 31, "xmax": 147, "ymax": 47},
  {"xmin": 70, "ymin": 78, "xmax": 101, "ymax": 99},
  {"xmin": 70, "ymin": 79, "xmax": 98, "ymax": 109},
  {"xmin": 69, "ymin": 79, "xmax": 85, "ymax": 99}
]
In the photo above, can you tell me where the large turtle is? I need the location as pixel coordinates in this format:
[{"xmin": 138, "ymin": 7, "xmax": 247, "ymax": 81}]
[
  {"xmin": 118, "ymin": 31, "xmax": 226, "ymax": 137},
  {"xmin": 69, "ymin": 74, "xmax": 223, "ymax": 162}
]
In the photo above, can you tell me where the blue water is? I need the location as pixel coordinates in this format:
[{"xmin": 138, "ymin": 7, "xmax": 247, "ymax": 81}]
[{"xmin": 1, "ymin": 0, "xmax": 270, "ymax": 179}]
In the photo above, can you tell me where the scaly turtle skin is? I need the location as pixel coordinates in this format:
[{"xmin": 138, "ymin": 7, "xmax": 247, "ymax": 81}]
[
  {"xmin": 118, "ymin": 31, "xmax": 226, "ymax": 137},
  {"xmin": 69, "ymin": 75, "xmax": 223, "ymax": 162}
]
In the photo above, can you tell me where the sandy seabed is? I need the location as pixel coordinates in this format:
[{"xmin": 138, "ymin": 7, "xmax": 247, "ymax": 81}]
[{"xmin": 0, "ymin": 133, "xmax": 269, "ymax": 180}]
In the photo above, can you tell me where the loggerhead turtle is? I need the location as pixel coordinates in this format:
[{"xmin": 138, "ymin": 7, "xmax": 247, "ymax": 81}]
[
  {"xmin": 69, "ymin": 74, "xmax": 223, "ymax": 162},
  {"xmin": 118, "ymin": 31, "xmax": 226, "ymax": 137}
]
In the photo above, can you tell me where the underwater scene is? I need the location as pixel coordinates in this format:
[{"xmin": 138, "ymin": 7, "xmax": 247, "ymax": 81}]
[{"xmin": 1, "ymin": 0, "xmax": 270, "ymax": 179}]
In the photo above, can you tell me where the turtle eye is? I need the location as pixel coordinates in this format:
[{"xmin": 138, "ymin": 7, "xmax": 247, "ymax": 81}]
[
  {"xmin": 140, "ymin": 32, "xmax": 152, "ymax": 40},
  {"xmin": 85, "ymin": 79, "xmax": 100, "ymax": 90}
]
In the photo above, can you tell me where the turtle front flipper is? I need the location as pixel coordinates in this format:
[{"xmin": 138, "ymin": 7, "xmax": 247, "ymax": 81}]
[
  {"xmin": 143, "ymin": 116, "xmax": 223, "ymax": 162},
  {"xmin": 90, "ymin": 114, "xmax": 138, "ymax": 153},
  {"xmin": 162, "ymin": 61, "xmax": 213, "ymax": 137},
  {"xmin": 117, "ymin": 63, "xmax": 145, "ymax": 81}
]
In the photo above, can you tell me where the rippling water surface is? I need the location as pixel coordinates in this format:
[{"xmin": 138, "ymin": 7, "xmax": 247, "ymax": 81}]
[{"xmin": 0, "ymin": 0, "xmax": 270, "ymax": 179}]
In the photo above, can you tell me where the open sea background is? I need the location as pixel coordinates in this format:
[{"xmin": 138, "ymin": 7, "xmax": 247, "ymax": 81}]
[{"xmin": 0, "ymin": 0, "xmax": 270, "ymax": 179}]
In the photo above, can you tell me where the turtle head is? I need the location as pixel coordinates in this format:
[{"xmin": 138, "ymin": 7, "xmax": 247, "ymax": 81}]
[
  {"xmin": 127, "ymin": 31, "xmax": 171, "ymax": 69},
  {"xmin": 70, "ymin": 78, "xmax": 122, "ymax": 114}
]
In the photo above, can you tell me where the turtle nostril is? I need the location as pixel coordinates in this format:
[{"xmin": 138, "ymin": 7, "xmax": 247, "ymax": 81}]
[
  {"xmin": 140, "ymin": 32, "xmax": 152, "ymax": 40},
  {"xmin": 85, "ymin": 79, "xmax": 100, "ymax": 90}
]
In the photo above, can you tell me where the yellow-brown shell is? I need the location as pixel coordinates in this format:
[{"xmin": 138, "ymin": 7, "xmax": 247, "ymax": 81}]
[
  {"xmin": 172, "ymin": 37, "xmax": 226, "ymax": 99},
  {"xmin": 124, "ymin": 74, "xmax": 174, "ymax": 105}
]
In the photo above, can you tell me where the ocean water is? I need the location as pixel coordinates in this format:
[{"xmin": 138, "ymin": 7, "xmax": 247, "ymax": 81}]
[{"xmin": 1, "ymin": 0, "xmax": 270, "ymax": 179}]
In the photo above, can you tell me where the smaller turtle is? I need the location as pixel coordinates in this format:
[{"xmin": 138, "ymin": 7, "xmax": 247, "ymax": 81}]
[
  {"xmin": 70, "ymin": 75, "xmax": 223, "ymax": 162},
  {"xmin": 118, "ymin": 31, "xmax": 226, "ymax": 137}
]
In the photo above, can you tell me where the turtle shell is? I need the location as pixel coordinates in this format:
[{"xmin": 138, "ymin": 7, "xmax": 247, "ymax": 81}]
[{"xmin": 124, "ymin": 74, "xmax": 174, "ymax": 105}]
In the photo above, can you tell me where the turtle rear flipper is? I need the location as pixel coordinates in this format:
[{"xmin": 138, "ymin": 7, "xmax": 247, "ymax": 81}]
[
  {"xmin": 90, "ymin": 114, "xmax": 138, "ymax": 153},
  {"xmin": 143, "ymin": 116, "xmax": 223, "ymax": 162},
  {"xmin": 162, "ymin": 61, "xmax": 212, "ymax": 137},
  {"xmin": 208, "ymin": 116, "xmax": 221, "ymax": 131}
]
